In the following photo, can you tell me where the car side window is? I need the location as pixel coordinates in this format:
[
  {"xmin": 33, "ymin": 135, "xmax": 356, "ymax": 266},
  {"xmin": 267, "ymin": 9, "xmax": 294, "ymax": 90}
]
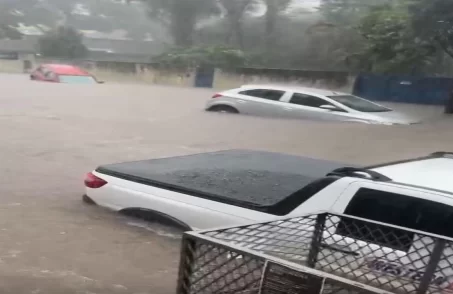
[
  {"xmin": 239, "ymin": 89, "xmax": 285, "ymax": 101},
  {"xmin": 336, "ymin": 188, "xmax": 453, "ymax": 251},
  {"xmin": 290, "ymin": 93, "xmax": 332, "ymax": 108}
]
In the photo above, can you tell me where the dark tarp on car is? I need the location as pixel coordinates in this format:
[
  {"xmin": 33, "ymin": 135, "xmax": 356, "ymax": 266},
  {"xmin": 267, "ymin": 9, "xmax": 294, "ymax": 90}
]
[{"xmin": 96, "ymin": 150, "xmax": 352, "ymax": 211}]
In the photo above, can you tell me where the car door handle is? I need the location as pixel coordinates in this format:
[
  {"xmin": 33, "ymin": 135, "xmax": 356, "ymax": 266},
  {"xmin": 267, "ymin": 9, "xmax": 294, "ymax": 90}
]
[
  {"xmin": 237, "ymin": 100, "xmax": 246, "ymax": 103},
  {"xmin": 283, "ymin": 107, "xmax": 293, "ymax": 111}
]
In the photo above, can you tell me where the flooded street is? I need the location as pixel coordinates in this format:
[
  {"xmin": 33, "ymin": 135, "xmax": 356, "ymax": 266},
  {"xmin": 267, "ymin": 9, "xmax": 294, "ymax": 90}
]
[{"xmin": 0, "ymin": 73, "xmax": 451, "ymax": 293}]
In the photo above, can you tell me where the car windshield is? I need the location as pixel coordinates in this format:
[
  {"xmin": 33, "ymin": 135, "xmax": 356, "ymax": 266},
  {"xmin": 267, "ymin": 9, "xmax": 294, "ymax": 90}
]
[
  {"xmin": 328, "ymin": 95, "xmax": 391, "ymax": 113},
  {"xmin": 58, "ymin": 75, "xmax": 97, "ymax": 84}
]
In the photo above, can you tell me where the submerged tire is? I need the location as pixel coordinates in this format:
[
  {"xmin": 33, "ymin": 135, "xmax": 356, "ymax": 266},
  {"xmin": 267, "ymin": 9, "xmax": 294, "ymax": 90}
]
[
  {"xmin": 120, "ymin": 208, "xmax": 192, "ymax": 232},
  {"xmin": 82, "ymin": 194, "xmax": 96, "ymax": 205},
  {"xmin": 208, "ymin": 105, "xmax": 239, "ymax": 114}
]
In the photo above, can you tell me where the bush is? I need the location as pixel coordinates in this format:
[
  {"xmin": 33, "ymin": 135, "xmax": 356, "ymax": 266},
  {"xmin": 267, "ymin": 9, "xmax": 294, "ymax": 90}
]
[{"xmin": 38, "ymin": 26, "xmax": 88, "ymax": 59}]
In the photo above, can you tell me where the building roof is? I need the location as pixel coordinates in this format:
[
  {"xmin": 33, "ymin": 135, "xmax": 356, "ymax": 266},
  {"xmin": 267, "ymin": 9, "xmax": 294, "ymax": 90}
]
[
  {"xmin": 0, "ymin": 36, "xmax": 166, "ymax": 61},
  {"xmin": 0, "ymin": 39, "xmax": 36, "ymax": 53}
]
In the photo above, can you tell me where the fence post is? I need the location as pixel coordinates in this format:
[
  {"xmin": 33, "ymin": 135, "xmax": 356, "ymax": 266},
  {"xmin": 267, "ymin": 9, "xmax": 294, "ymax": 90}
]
[
  {"xmin": 307, "ymin": 213, "xmax": 327, "ymax": 268},
  {"xmin": 176, "ymin": 234, "xmax": 196, "ymax": 294},
  {"xmin": 416, "ymin": 239, "xmax": 446, "ymax": 294}
]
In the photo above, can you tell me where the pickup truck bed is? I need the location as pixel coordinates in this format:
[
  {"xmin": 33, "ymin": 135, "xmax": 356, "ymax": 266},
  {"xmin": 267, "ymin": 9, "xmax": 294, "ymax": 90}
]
[{"xmin": 96, "ymin": 150, "xmax": 349, "ymax": 208}]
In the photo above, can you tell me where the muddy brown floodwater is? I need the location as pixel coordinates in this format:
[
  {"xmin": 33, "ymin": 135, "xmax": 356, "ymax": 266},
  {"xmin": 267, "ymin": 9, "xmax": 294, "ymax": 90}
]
[{"xmin": 0, "ymin": 73, "xmax": 451, "ymax": 293}]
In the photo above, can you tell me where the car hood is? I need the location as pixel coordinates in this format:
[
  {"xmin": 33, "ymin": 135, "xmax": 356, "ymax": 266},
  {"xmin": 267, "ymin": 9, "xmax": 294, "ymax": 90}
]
[{"xmin": 364, "ymin": 110, "xmax": 421, "ymax": 125}]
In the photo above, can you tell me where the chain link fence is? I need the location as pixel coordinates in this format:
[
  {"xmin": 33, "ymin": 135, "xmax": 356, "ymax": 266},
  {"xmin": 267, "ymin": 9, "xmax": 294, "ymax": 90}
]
[{"xmin": 176, "ymin": 212, "xmax": 453, "ymax": 294}]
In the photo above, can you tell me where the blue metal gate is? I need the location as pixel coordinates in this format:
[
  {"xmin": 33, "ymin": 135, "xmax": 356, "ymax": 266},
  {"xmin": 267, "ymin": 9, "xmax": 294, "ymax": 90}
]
[
  {"xmin": 353, "ymin": 73, "xmax": 453, "ymax": 105},
  {"xmin": 194, "ymin": 67, "xmax": 214, "ymax": 88}
]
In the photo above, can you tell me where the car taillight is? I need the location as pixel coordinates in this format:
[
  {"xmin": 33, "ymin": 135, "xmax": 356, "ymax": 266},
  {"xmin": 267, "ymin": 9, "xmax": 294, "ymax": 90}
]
[
  {"xmin": 84, "ymin": 172, "xmax": 107, "ymax": 189},
  {"xmin": 212, "ymin": 93, "xmax": 222, "ymax": 98}
]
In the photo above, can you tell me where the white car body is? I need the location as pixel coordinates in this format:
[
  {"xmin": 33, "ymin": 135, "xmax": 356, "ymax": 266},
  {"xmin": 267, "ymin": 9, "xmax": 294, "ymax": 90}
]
[
  {"xmin": 85, "ymin": 151, "xmax": 453, "ymax": 231},
  {"xmin": 85, "ymin": 151, "xmax": 453, "ymax": 293},
  {"xmin": 205, "ymin": 84, "xmax": 420, "ymax": 125}
]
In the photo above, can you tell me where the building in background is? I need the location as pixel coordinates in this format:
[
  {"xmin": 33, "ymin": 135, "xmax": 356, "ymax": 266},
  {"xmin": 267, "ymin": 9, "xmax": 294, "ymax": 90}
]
[{"xmin": 0, "ymin": 36, "xmax": 166, "ymax": 64}]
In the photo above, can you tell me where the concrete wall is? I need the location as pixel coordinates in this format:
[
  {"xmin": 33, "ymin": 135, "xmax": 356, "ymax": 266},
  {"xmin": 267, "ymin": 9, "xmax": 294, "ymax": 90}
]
[
  {"xmin": 0, "ymin": 58, "xmax": 354, "ymax": 91},
  {"xmin": 89, "ymin": 67, "xmax": 195, "ymax": 86},
  {"xmin": 90, "ymin": 63, "xmax": 195, "ymax": 86},
  {"xmin": 0, "ymin": 60, "xmax": 23, "ymax": 73}
]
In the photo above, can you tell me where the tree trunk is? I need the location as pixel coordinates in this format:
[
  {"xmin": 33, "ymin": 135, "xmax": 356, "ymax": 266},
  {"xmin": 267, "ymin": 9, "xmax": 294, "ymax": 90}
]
[
  {"xmin": 170, "ymin": 1, "xmax": 195, "ymax": 46},
  {"xmin": 221, "ymin": 0, "xmax": 250, "ymax": 49},
  {"xmin": 265, "ymin": 0, "xmax": 277, "ymax": 51},
  {"xmin": 233, "ymin": 19, "xmax": 245, "ymax": 49}
]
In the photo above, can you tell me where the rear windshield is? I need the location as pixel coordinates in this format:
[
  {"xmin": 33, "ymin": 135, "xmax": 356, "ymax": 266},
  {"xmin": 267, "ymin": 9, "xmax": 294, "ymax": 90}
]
[
  {"xmin": 328, "ymin": 95, "xmax": 391, "ymax": 113},
  {"xmin": 58, "ymin": 75, "xmax": 97, "ymax": 84}
]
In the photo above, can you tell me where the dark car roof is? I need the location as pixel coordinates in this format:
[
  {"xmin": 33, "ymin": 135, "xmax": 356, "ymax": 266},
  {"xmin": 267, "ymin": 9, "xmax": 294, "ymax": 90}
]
[{"xmin": 96, "ymin": 150, "xmax": 352, "ymax": 208}]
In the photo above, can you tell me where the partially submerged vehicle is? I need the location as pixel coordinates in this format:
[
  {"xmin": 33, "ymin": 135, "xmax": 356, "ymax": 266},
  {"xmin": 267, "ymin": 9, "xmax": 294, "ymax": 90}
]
[
  {"xmin": 85, "ymin": 150, "xmax": 453, "ymax": 293},
  {"xmin": 84, "ymin": 150, "xmax": 453, "ymax": 231},
  {"xmin": 30, "ymin": 64, "xmax": 104, "ymax": 84},
  {"xmin": 205, "ymin": 84, "xmax": 420, "ymax": 125}
]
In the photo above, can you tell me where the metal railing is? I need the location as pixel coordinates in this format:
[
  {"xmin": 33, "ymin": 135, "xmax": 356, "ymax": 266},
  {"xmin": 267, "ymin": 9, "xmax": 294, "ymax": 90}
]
[{"xmin": 176, "ymin": 212, "xmax": 453, "ymax": 294}]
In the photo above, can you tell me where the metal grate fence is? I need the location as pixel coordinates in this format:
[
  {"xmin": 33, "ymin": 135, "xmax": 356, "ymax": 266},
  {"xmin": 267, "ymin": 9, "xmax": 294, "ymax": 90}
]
[{"xmin": 176, "ymin": 213, "xmax": 453, "ymax": 294}]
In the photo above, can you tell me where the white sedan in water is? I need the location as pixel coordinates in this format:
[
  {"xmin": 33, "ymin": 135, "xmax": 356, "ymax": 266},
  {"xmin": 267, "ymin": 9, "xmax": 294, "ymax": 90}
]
[{"xmin": 205, "ymin": 84, "xmax": 420, "ymax": 125}]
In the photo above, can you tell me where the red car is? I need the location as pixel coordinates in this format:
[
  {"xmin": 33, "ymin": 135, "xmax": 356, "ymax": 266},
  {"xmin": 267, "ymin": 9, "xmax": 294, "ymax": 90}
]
[{"xmin": 30, "ymin": 64, "xmax": 103, "ymax": 84}]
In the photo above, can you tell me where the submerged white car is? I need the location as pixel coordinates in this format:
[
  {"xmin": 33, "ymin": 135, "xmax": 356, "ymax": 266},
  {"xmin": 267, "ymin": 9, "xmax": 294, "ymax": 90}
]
[{"xmin": 205, "ymin": 84, "xmax": 420, "ymax": 125}]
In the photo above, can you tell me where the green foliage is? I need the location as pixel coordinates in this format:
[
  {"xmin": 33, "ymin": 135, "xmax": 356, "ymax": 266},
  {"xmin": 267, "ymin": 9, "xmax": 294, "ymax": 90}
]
[
  {"xmin": 352, "ymin": 4, "xmax": 436, "ymax": 73},
  {"xmin": 1, "ymin": 0, "xmax": 448, "ymax": 74},
  {"xmin": 219, "ymin": 0, "xmax": 259, "ymax": 49},
  {"xmin": 410, "ymin": 0, "xmax": 453, "ymax": 59},
  {"xmin": 38, "ymin": 26, "xmax": 88, "ymax": 59},
  {"xmin": 319, "ymin": 0, "xmax": 391, "ymax": 25},
  {"xmin": 0, "ymin": 24, "xmax": 22, "ymax": 40},
  {"xmin": 153, "ymin": 46, "xmax": 248, "ymax": 68},
  {"xmin": 143, "ymin": 0, "xmax": 221, "ymax": 46},
  {"xmin": 264, "ymin": 0, "xmax": 292, "ymax": 49}
]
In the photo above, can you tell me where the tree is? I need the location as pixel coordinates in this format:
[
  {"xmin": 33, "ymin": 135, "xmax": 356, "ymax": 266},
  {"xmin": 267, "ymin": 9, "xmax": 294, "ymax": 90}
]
[
  {"xmin": 422, "ymin": 0, "xmax": 453, "ymax": 112},
  {"xmin": 410, "ymin": 0, "xmax": 453, "ymax": 60},
  {"xmin": 219, "ymin": 0, "xmax": 258, "ymax": 49},
  {"xmin": 143, "ymin": 0, "xmax": 220, "ymax": 46},
  {"xmin": 353, "ymin": 4, "xmax": 436, "ymax": 73},
  {"xmin": 0, "ymin": 24, "xmax": 22, "ymax": 40},
  {"xmin": 263, "ymin": 0, "xmax": 291, "ymax": 50},
  {"xmin": 316, "ymin": 0, "xmax": 393, "ymax": 70},
  {"xmin": 38, "ymin": 26, "xmax": 88, "ymax": 59},
  {"xmin": 319, "ymin": 0, "xmax": 391, "ymax": 25}
]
